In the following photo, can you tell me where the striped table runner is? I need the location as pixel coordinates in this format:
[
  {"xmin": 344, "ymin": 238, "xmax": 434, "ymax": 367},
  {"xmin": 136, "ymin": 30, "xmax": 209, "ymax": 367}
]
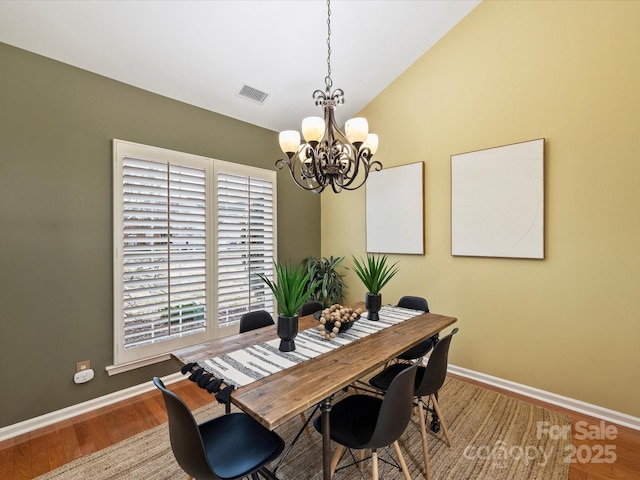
[{"xmin": 198, "ymin": 305, "xmax": 421, "ymax": 388}]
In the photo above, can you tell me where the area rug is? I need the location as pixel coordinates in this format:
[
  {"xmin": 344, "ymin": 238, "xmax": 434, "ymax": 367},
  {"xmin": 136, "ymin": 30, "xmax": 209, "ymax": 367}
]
[{"xmin": 36, "ymin": 377, "xmax": 571, "ymax": 479}]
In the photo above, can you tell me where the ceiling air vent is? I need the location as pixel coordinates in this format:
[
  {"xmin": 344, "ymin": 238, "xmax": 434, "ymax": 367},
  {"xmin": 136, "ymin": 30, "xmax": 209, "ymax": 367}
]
[{"xmin": 237, "ymin": 84, "xmax": 269, "ymax": 105}]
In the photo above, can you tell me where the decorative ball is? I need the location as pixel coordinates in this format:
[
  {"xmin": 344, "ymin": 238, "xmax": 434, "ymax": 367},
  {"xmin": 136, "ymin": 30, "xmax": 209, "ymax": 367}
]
[{"xmin": 316, "ymin": 304, "xmax": 360, "ymax": 340}]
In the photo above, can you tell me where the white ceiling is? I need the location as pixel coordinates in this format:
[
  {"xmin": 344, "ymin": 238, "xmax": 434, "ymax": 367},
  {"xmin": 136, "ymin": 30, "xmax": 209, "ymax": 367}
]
[{"xmin": 0, "ymin": 0, "xmax": 480, "ymax": 132}]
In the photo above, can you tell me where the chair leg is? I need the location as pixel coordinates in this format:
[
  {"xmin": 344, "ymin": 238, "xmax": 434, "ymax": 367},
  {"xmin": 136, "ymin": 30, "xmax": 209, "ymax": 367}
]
[
  {"xmin": 299, "ymin": 412, "xmax": 312, "ymax": 438},
  {"xmin": 417, "ymin": 401, "xmax": 432, "ymax": 480},
  {"xmin": 430, "ymin": 394, "xmax": 452, "ymax": 447},
  {"xmin": 392, "ymin": 441, "xmax": 411, "ymax": 480},
  {"xmin": 330, "ymin": 444, "xmax": 344, "ymax": 478},
  {"xmin": 371, "ymin": 449, "xmax": 379, "ymax": 480},
  {"xmin": 257, "ymin": 467, "xmax": 279, "ymax": 480}
]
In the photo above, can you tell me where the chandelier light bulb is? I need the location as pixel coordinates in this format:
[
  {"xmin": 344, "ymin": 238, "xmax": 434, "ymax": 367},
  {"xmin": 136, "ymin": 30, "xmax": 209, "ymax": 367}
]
[
  {"xmin": 302, "ymin": 116, "xmax": 325, "ymax": 143},
  {"xmin": 279, "ymin": 130, "xmax": 301, "ymax": 155}
]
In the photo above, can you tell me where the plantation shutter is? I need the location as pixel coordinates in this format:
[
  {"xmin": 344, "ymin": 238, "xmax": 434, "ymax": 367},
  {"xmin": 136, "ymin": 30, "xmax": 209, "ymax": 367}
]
[
  {"xmin": 121, "ymin": 157, "xmax": 207, "ymax": 351},
  {"xmin": 217, "ymin": 170, "xmax": 275, "ymax": 327},
  {"xmin": 113, "ymin": 140, "xmax": 277, "ymax": 371}
]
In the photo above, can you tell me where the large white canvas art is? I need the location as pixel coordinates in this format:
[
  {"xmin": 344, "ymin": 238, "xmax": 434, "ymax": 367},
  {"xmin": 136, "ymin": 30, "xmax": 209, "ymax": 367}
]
[
  {"xmin": 366, "ymin": 162, "xmax": 424, "ymax": 255},
  {"xmin": 451, "ymin": 139, "xmax": 545, "ymax": 259}
]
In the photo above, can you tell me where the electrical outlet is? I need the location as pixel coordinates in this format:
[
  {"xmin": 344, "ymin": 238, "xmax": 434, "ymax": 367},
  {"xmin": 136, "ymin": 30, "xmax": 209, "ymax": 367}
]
[{"xmin": 76, "ymin": 360, "xmax": 91, "ymax": 373}]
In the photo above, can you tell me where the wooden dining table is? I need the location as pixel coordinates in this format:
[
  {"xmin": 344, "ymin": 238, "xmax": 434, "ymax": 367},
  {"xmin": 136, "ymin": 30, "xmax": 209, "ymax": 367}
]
[{"xmin": 171, "ymin": 302, "xmax": 457, "ymax": 480}]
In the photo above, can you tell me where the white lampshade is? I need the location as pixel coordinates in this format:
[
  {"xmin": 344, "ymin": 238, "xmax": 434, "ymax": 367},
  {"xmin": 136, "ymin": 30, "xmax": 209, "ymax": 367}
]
[
  {"xmin": 302, "ymin": 117, "xmax": 325, "ymax": 142},
  {"xmin": 345, "ymin": 117, "xmax": 369, "ymax": 144},
  {"xmin": 363, "ymin": 133, "xmax": 379, "ymax": 155},
  {"xmin": 279, "ymin": 130, "xmax": 301, "ymax": 154}
]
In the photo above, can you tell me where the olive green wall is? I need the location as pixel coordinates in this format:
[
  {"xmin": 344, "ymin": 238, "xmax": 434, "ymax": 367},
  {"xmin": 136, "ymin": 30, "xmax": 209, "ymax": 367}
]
[
  {"xmin": 322, "ymin": 0, "xmax": 640, "ymax": 417},
  {"xmin": 0, "ymin": 42, "xmax": 320, "ymax": 427}
]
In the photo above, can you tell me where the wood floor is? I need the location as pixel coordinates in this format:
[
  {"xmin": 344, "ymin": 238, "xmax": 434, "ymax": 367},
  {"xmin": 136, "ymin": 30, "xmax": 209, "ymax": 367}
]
[{"xmin": 1, "ymin": 375, "xmax": 638, "ymax": 480}]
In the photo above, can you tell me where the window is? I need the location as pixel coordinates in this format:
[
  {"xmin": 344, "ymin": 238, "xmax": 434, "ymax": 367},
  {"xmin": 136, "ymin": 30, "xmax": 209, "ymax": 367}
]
[
  {"xmin": 112, "ymin": 140, "xmax": 276, "ymax": 371},
  {"xmin": 216, "ymin": 163, "xmax": 275, "ymax": 328}
]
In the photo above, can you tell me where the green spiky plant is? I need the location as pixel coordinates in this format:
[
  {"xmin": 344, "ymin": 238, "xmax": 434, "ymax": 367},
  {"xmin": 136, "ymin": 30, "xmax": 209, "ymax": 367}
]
[
  {"xmin": 352, "ymin": 254, "xmax": 399, "ymax": 295},
  {"xmin": 302, "ymin": 256, "xmax": 347, "ymax": 308},
  {"xmin": 257, "ymin": 261, "xmax": 318, "ymax": 317}
]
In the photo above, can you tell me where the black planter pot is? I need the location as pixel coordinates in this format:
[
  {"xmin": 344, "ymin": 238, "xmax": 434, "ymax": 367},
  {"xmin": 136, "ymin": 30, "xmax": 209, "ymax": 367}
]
[
  {"xmin": 277, "ymin": 315, "xmax": 299, "ymax": 352},
  {"xmin": 365, "ymin": 293, "xmax": 382, "ymax": 321}
]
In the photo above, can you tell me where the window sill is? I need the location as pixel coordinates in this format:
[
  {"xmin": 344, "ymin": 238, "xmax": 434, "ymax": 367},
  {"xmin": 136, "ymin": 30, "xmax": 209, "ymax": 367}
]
[{"xmin": 106, "ymin": 353, "xmax": 172, "ymax": 376}]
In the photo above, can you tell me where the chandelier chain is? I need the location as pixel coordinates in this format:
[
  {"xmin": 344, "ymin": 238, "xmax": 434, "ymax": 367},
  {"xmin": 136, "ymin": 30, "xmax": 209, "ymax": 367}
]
[{"xmin": 325, "ymin": 0, "xmax": 332, "ymax": 90}]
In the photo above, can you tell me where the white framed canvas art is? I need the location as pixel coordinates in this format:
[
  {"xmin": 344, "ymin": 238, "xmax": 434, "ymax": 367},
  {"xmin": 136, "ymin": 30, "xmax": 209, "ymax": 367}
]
[
  {"xmin": 366, "ymin": 162, "xmax": 424, "ymax": 255},
  {"xmin": 451, "ymin": 139, "xmax": 545, "ymax": 259}
]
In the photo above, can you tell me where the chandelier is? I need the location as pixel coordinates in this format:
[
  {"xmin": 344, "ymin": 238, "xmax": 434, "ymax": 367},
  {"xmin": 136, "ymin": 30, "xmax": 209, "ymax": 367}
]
[{"xmin": 276, "ymin": 0, "xmax": 382, "ymax": 194}]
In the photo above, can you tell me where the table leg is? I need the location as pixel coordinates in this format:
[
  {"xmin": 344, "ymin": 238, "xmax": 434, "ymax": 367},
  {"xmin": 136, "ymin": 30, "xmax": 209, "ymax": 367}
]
[{"xmin": 320, "ymin": 396, "xmax": 333, "ymax": 480}]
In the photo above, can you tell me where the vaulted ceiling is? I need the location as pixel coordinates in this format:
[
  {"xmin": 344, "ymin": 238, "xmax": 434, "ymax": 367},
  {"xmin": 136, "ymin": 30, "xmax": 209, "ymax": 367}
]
[{"xmin": 0, "ymin": 0, "xmax": 481, "ymax": 132}]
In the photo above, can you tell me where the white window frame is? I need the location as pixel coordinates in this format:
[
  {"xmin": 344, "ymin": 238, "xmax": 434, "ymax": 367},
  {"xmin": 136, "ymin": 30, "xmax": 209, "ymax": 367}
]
[{"xmin": 110, "ymin": 140, "xmax": 277, "ymax": 374}]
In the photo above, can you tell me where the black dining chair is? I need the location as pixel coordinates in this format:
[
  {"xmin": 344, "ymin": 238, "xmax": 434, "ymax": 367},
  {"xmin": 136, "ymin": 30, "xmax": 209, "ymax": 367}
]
[
  {"xmin": 300, "ymin": 300, "xmax": 323, "ymax": 317},
  {"xmin": 369, "ymin": 328, "xmax": 459, "ymax": 480},
  {"xmin": 395, "ymin": 295, "xmax": 438, "ymax": 362},
  {"xmin": 314, "ymin": 363, "xmax": 418, "ymax": 480},
  {"xmin": 239, "ymin": 310, "xmax": 275, "ymax": 333},
  {"xmin": 153, "ymin": 377, "xmax": 284, "ymax": 480}
]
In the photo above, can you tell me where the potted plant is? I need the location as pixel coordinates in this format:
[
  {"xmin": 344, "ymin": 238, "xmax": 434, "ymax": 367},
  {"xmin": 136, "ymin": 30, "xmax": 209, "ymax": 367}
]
[
  {"xmin": 257, "ymin": 261, "xmax": 317, "ymax": 351},
  {"xmin": 352, "ymin": 254, "xmax": 399, "ymax": 321},
  {"xmin": 301, "ymin": 255, "xmax": 347, "ymax": 308}
]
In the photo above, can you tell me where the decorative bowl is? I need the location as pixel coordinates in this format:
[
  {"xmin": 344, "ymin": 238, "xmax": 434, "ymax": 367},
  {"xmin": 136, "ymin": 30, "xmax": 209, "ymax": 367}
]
[{"xmin": 313, "ymin": 310, "xmax": 360, "ymax": 333}]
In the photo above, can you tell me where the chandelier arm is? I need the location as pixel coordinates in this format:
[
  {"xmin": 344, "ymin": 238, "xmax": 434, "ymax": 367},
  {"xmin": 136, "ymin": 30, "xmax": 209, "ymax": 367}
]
[
  {"xmin": 341, "ymin": 160, "xmax": 383, "ymax": 191},
  {"xmin": 370, "ymin": 160, "xmax": 383, "ymax": 171},
  {"xmin": 275, "ymin": 157, "xmax": 326, "ymax": 193},
  {"xmin": 340, "ymin": 148, "xmax": 364, "ymax": 188},
  {"xmin": 297, "ymin": 144, "xmax": 332, "ymax": 193},
  {"xmin": 311, "ymin": 145, "xmax": 329, "ymax": 189}
]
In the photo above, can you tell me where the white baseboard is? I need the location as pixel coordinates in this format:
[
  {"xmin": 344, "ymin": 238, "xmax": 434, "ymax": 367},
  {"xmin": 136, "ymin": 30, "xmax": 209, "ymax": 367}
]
[
  {"xmin": 0, "ymin": 372, "xmax": 184, "ymax": 442},
  {"xmin": 448, "ymin": 364, "xmax": 640, "ymax": 431}
]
